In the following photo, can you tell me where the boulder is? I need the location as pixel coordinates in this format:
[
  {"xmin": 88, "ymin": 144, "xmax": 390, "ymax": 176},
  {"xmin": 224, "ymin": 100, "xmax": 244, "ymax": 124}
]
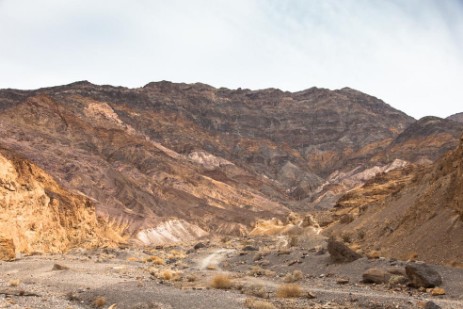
[
  {"xmin": 405, "ymin": 263, "xmax": 442, "ymax": 288},
  {"xmin": 327, "ymin": 239, "xmax": 361, "ymax": 263},
  {"xmin": 362, "ymin": 268, "xmax": 391, "ymax": 284},
  {"xmin": 0, "ymin": 238, "xmax": 15, "ymax": 261}
]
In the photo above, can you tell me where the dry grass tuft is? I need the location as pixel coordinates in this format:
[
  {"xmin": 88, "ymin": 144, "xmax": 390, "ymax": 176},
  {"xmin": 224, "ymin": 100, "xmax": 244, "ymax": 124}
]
[
  {"xmin": 8, "ymin": 279, "xmax": 20, "ymax": 287},
  {"xmin": 283, "ymin": 270, "xmax": 303, "ymax": 283},
  {"xmin": 248, "ymin": 266, "xmax": 275, "ymax": 278},
  {"xmin": 158, "ymin": 269, "xmax": 179, "ymax": 281},
  {"xmin": 93, "ymin": 296, "xmax": 106, "ymax": 308},
  {"xmin": 244, "ymin": 298, "xmax": 277, "ymax": 309},
  {"xmin": 276, "ymin": 284, "xmax": 302, "ymax": 298},
  {"xmin": 145, "ymin": 255, "xmax": 165, "ymax": 265},
  {"xmin": 127, "ymin": 257, "xmax": 139, "ymax": 262},
  {"xmin": 210, "ymin": 274, "xmax": 233, "ymax": 289},
  {"xmin": 168, "ymin": 250, "xmax": 186, "ymax": 259}
]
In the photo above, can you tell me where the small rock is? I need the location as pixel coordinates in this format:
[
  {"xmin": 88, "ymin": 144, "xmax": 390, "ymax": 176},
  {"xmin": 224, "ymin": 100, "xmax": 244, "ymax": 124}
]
[
  {"xmin": 431, "ymin": 287, "xmax": 446, "ymax": 296},
  {"xmin": 52, "ymin": 263, "xmax": 69, "ymax": 271},
  {"xmin": 336, "ymin": 278, "xmax": 349, "ymax": 284},
  {"xmin": 362, "ymin": 268, "xmax": 391, "ymax": 284},
  {"xmin": 405, "ymin": 263, "xmax": 442, "ymax": 288},
  {"xmin": 306, "ymin": 291, "xmax": 316, "ymax": 299},
  {"xmin": 193, "ymin": 242, "xmax": 206, "ymax": 250},
  {"xmin": 287, "ymin": 260, "xmax": 299, "ymax": 266}
]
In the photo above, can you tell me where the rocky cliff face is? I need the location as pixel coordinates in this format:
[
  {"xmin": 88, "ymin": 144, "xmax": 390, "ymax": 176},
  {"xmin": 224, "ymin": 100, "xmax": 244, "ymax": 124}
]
[
  {"xmin": 0, "ymin": 149, "xmax": 127, "ymax": 258},
  {"xmin": 0, "ymin": 81, "xmax": 460, "ymax": 245},
  {"xmin": 326, "ymin": 134, "xmax": 463, "ymax": 264}
]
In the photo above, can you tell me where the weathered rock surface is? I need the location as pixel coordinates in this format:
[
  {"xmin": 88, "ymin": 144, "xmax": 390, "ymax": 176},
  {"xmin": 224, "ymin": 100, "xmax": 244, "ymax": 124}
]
[{"xmin": 405, "ymin": 263, "xmax": 443, "ymax": 288}]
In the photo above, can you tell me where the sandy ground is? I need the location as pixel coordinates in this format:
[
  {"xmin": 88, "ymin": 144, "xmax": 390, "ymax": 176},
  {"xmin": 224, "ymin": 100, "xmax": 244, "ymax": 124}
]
[{"xmin": 1, "ymin": 239, "xmax": 462, "ymax": 309}]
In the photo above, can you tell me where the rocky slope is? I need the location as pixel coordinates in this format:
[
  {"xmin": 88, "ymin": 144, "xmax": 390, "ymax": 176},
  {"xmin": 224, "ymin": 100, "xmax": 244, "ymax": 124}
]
[
  {"xmin": 0, "ymin": 148, "xmax": 127, "ymax": 258},
  {"xmin": 326, "ymin": 134, "xmax": 463, "ymax": 265},
  {"xmin": 0, "ymin": 81, "xmax": 461, "ymax": 246},
  {"xmin": 448, "ymin": 112, "xmax": 463, "ymax": 123}
]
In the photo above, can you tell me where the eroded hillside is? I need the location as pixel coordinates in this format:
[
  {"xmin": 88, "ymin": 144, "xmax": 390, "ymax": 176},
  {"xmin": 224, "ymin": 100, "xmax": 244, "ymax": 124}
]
[{"xmin": 326, "ymin": 134, "xmax": 463, "ymax": 264}]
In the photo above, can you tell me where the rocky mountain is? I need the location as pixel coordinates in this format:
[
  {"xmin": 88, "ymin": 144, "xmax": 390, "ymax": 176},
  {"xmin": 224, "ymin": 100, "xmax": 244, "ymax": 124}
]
[
  {"xmin": 0, "ymin": 81, "xmax": 461, "ymax": 246},
  {"xmin": 326, "ymin": 134, "xmax": 463, "ymax": 265},
  {"xmin": 448, "ymin": 112, "xmax": 463, "ymax": 123}
]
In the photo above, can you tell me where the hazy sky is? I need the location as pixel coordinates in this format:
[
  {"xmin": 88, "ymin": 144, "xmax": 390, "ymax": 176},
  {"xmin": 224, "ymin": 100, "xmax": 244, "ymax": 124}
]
[{"xmin": 1, "ymin": 0, "xmax": 462, "ymax": 119}]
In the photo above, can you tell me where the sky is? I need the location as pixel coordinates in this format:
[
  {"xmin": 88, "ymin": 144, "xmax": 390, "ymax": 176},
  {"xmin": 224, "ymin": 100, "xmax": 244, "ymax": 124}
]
[{"xmin": 0, "ymin": 0, "xmax": 462, "ymax": 119}]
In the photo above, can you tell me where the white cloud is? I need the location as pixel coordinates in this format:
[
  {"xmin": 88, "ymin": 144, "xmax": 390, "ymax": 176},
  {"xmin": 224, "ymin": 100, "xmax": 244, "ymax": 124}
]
[{"xmin": 0, "ymin": 0, "xmax": 462, "ymax": 118}]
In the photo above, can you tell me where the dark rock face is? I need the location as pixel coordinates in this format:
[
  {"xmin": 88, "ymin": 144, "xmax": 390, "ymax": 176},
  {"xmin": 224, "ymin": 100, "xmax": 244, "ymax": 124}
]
[
  {"xmin": 327, "ymin": 239, "xmax": 362, "ymax": 263},
  {"xmin": 405, "ymin": 263, "xmax": 442, "ymax": 288}
]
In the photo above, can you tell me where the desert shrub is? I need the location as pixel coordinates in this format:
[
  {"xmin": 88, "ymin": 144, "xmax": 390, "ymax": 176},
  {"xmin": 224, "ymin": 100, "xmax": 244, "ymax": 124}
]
[
  {"xmin": 357, "ymin": 229, "xmax": 366, "ymax": 240},
  {"xmin": 276, "ymin": 284, "xmax": 302, "ymax": 298},
  {"xmin": 210, "ymin": 274, "xmax": 233, "ymax": 289},
  {"xmin": 242, "ymin": 284, "xmax": 267, "ymax": 298},
  {"xmin": 341, "ymin": 232, "xmax": 352, "ymax": 243},
  {"xmin": 145, "ymin": 255, "xmax": 165, "ymax": 265},
  {"xmin": 288, "ymin": 235, "xmax": 299, "ymax": 247},
  {"xmin": 283, "ymin": 270, "xmax": 303, "ymax": 283},
  {"xmin": 244, "ymin": 298, "xmax": 277, "ymax": 309},
  {"xmin": 8, "ymin": 279, "xmax": 20, "ymax": 287},
  {"xmin": 247, "ymin": 266, "xmax": 275, "ymax": 277},
  {"xmin": 168, "ymin": 250, "xmax": 186, "ymax": 259},
  {"xmin": 94, "ymin": 296, "xmax": 106, "ymax": 308}
]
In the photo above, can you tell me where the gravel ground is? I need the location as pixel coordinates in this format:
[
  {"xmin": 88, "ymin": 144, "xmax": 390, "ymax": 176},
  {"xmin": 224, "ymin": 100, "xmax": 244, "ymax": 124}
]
[{"xmin": 0, "ymin": 242, "xmax": 462, "ymax": 309}]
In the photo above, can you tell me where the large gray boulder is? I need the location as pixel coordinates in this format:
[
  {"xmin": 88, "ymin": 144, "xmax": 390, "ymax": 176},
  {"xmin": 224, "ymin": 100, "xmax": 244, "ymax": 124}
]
[{"xmin": 405, "ymin": 263, "xmax": 442, "ymax": 288}]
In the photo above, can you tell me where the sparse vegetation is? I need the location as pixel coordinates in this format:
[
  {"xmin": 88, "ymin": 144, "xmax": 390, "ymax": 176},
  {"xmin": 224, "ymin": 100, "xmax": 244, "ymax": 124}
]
[
  {"xmin": 8, "ymin": 279, "xmax": 20, "ymax": 287},
  {"xmin": 244, "ymin": 298, "xmax": 277, "ymax": 309},
  {"xmin": 283, "ymin": 270, "xmax": 303, "ymax": 283},
  {"xmin": 276, "ymin": 283, "xmax": 302, "ymax": 298},
  {"xmin": 93, "ymin": 296, "xmax": 106, "ymax": 308},
  {"xmin": 210, "ymin": 274, "xmax": 233, "ymax": 289},
  {"xmin": 145, "ymin": 255, "xmax": 165, "ymax": 265}
]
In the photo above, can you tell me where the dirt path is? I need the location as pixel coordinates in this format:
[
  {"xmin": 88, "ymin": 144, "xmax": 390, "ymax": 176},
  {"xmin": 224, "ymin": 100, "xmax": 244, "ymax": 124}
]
[{"xmin": 197, "ymin": 248, "xmax": 235, "ymax": 270}]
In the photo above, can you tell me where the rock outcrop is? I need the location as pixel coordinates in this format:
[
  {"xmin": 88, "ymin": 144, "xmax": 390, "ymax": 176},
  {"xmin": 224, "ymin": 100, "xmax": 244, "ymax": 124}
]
[{"xmin": 0, "ymin": 149, "xmax": 127, "ymax": 257}]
